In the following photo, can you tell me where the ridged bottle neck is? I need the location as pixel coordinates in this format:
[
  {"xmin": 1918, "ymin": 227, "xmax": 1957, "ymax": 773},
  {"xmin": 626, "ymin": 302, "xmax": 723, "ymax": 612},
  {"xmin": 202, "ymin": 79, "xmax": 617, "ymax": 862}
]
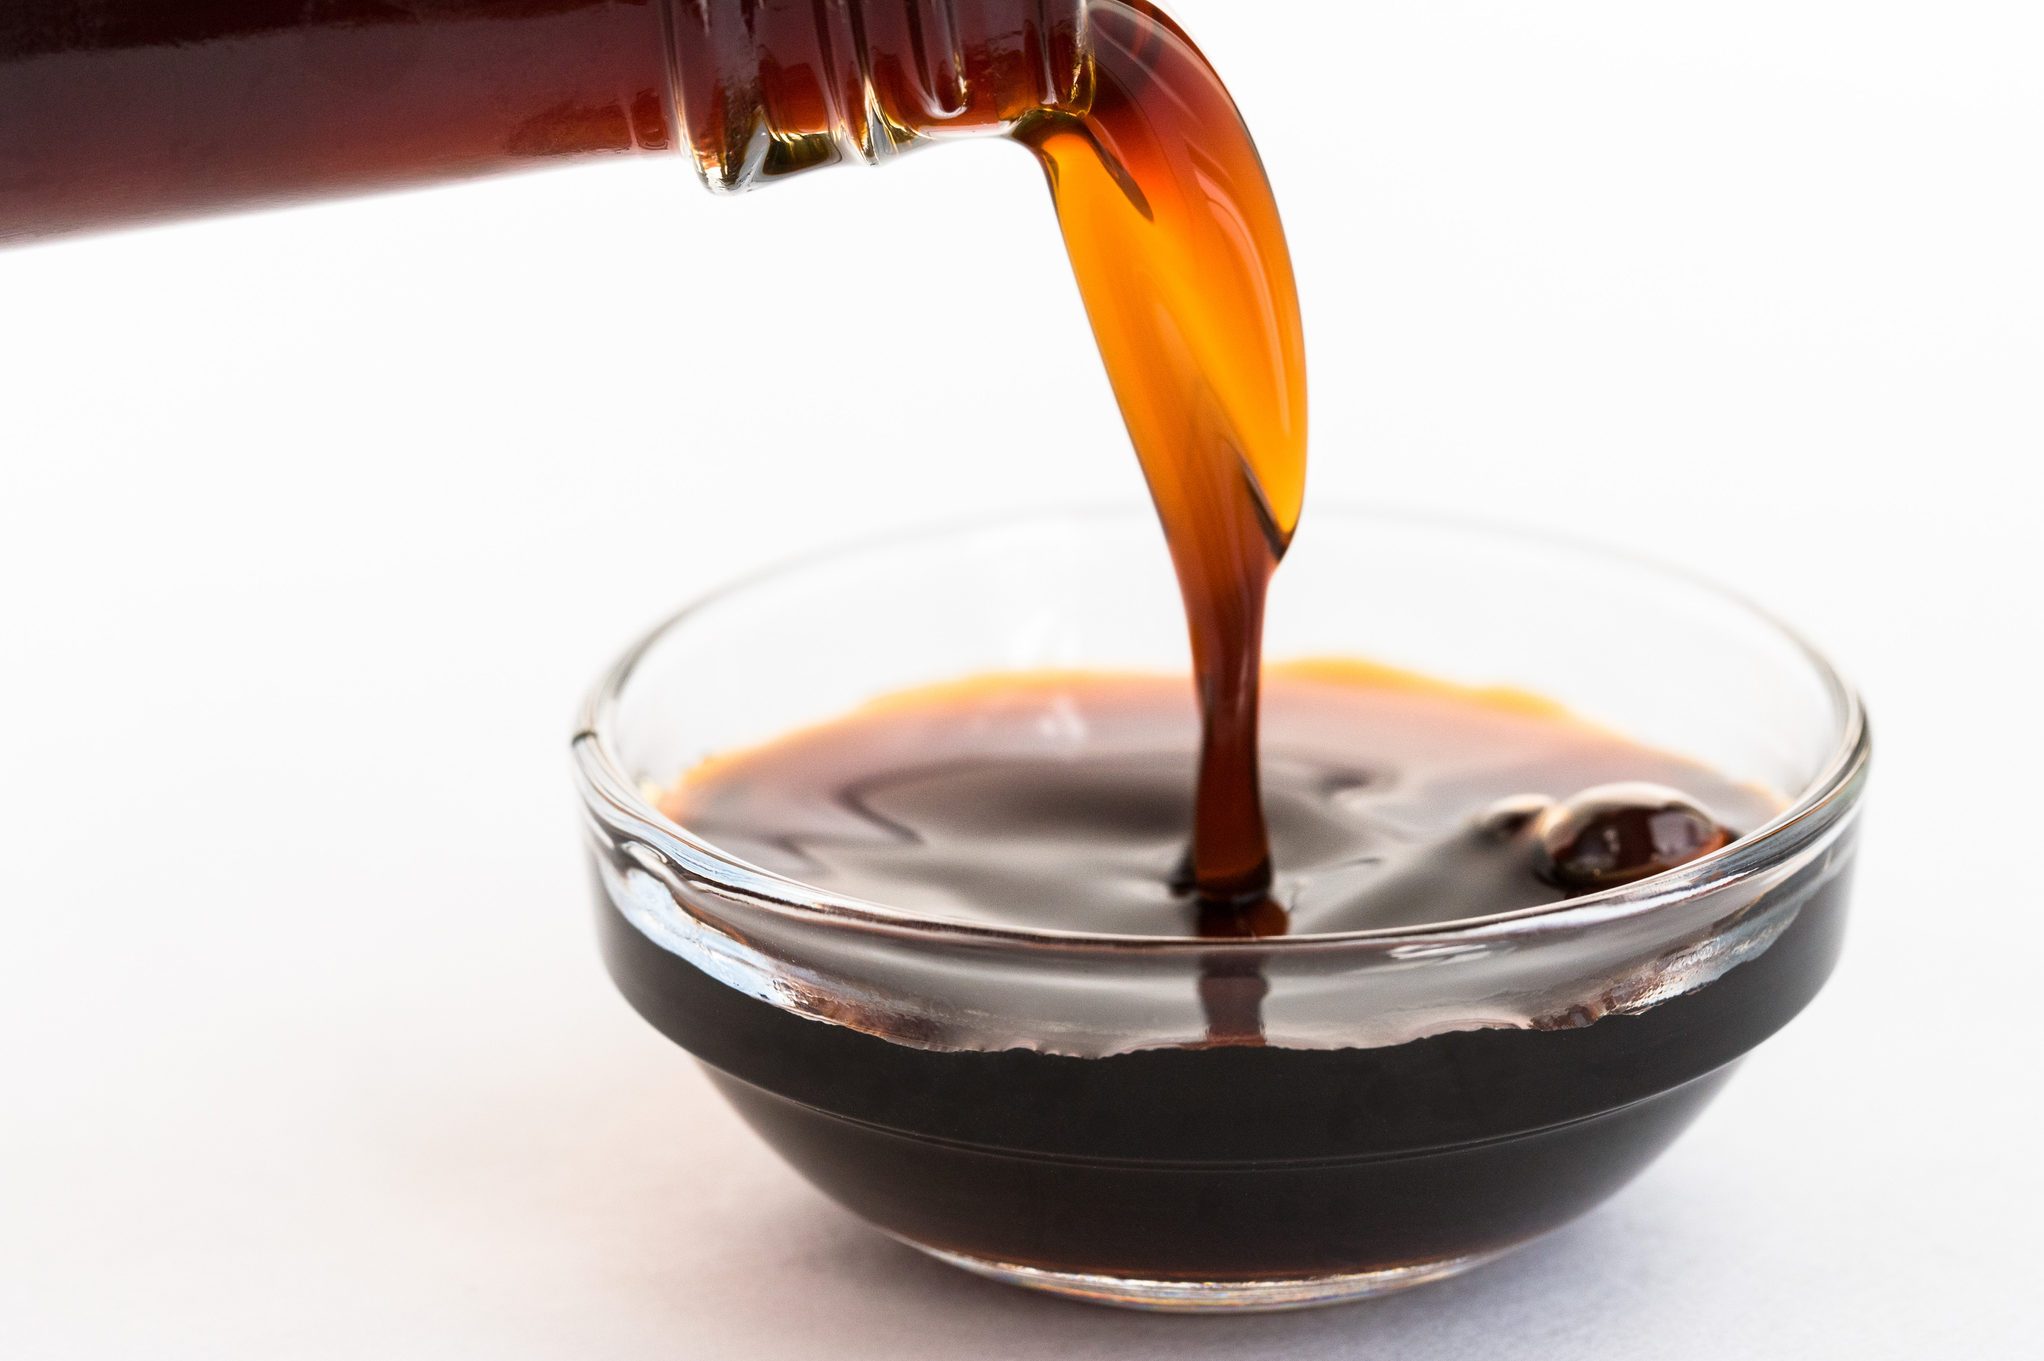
[{"xmin": 667, "ymin": 0, "xmax": 1089, "ymax": 192}]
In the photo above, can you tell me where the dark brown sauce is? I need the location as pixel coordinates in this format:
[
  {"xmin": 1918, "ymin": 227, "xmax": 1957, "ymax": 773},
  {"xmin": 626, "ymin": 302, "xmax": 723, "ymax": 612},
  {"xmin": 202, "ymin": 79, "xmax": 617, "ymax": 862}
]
[
  {"xmin": 662, "ymin": 665, "xmax": 1773, "ymax": 939},
  {"xmin": 664, "ymin": 666, "xmax": 1765, "ymax": 1046},
  {"xmin": 600, "ymin": 664, "xmax": 1840, "ymax": 1280},
  {"xmin": 605, "ymin": 880, "xmax": 1849, "ymax": 1282}
]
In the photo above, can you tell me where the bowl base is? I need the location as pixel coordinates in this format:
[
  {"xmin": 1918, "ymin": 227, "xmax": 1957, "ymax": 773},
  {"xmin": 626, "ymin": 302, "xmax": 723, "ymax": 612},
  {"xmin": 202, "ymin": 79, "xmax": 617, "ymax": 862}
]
[{"xmin": 897, "ymin": 1238, "xmax": 1520, "ymax": 1313}]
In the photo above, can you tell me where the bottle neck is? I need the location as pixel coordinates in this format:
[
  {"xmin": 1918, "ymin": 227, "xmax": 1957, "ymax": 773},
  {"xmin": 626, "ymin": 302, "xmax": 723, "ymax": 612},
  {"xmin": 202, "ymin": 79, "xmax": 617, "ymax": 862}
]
[{"xmin": 667, "ymin": 0, "xmax": 1089, "ymax": 192}]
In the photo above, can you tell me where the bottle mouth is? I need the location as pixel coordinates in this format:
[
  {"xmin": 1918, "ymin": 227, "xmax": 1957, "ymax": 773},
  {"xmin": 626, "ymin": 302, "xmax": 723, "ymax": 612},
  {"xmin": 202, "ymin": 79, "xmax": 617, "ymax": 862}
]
[
  {"xmin": 573, "ymin": 505, "xmax": 1871, "ymax": 956},
  {"xmin": 663, "ymin": 0, "xmax": 1090, "ymax": 192}
]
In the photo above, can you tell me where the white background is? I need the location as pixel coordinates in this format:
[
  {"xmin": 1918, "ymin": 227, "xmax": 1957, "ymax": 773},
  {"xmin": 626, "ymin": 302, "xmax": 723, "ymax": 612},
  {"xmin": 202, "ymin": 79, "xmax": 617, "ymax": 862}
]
[{"xmin": 3, "ymin": 2, "xmax": 2039, "ymax": 1356}]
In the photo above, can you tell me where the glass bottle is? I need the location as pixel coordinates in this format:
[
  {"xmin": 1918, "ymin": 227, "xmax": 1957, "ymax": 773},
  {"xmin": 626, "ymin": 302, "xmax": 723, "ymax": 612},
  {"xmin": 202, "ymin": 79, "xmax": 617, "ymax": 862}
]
[{"xmin": 0, "ymin": 0, "xmax": 1085, "ymax": 243}]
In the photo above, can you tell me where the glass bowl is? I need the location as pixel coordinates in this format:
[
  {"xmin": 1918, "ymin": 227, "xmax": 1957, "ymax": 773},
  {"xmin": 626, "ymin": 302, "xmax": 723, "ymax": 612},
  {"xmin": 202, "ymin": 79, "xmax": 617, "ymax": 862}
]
[{"xmin": 572, "ymin": 508, "xmax": 1869, "ymax": 1312}]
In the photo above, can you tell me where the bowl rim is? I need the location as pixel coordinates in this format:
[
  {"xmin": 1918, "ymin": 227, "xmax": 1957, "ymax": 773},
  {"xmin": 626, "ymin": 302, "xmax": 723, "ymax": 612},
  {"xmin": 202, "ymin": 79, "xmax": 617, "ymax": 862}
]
[{"xmin": 573, "ymin": 505, "xmax": 1871, "ymax": 955}]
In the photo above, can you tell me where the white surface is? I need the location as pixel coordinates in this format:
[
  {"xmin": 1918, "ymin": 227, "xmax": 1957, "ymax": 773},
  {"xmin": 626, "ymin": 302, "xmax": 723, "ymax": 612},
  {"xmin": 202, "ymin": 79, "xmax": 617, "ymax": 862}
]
[{"xmin": 2, "ymin": 2, "xmax": 2039, "ymax": 1356}]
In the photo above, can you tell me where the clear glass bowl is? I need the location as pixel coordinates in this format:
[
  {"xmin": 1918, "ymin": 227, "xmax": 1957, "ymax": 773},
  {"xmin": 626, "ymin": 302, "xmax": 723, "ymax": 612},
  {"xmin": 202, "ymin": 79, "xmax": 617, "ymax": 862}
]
[{"xmin": 573, "ymin": 508, "xmax": 1869, "ymax": 1311}]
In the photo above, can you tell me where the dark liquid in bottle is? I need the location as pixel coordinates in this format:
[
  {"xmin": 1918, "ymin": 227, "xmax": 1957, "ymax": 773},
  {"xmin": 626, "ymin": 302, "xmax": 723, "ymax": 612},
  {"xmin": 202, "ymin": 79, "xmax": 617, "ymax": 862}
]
[
  {"xmin": 0, "ymin": 0, "xmax": 675, "ymax": 240},
  {"xmin": 603, "ymin": 669, "xmax": 1844, "ymax": 1282}
]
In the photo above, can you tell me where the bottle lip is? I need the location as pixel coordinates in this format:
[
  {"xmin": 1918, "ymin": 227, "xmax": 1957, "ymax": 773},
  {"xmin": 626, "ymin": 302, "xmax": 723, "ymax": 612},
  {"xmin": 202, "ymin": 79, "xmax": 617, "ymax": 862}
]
[{"xmin": 572, "ymin": 505, "xmax": 1872, "ymax": 958}]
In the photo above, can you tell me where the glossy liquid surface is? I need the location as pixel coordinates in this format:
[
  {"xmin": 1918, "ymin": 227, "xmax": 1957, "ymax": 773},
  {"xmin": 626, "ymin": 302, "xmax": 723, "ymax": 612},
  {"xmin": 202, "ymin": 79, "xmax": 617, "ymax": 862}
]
[{"xmin": 663, "ymin": 665, "xmax": 1773, "ymax": 940}]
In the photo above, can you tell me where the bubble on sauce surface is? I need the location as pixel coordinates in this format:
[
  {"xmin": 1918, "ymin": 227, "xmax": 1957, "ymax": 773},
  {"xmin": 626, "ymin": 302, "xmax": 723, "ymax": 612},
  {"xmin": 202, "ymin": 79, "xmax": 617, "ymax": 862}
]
[
  {"xmin": 1532, "ymin": 782, "xmax": 1735, "ymax": 892},
  {"xmin": 1471, "ymin": 793, "xmax": 1556, "ymax": 843}
]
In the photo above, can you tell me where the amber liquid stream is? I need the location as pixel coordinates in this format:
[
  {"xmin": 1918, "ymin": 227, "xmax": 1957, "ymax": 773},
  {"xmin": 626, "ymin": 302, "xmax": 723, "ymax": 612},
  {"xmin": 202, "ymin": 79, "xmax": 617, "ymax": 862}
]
[{"xmin": 1016, "ymin": 1, "xmax": 1308, "ymax": 916}]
